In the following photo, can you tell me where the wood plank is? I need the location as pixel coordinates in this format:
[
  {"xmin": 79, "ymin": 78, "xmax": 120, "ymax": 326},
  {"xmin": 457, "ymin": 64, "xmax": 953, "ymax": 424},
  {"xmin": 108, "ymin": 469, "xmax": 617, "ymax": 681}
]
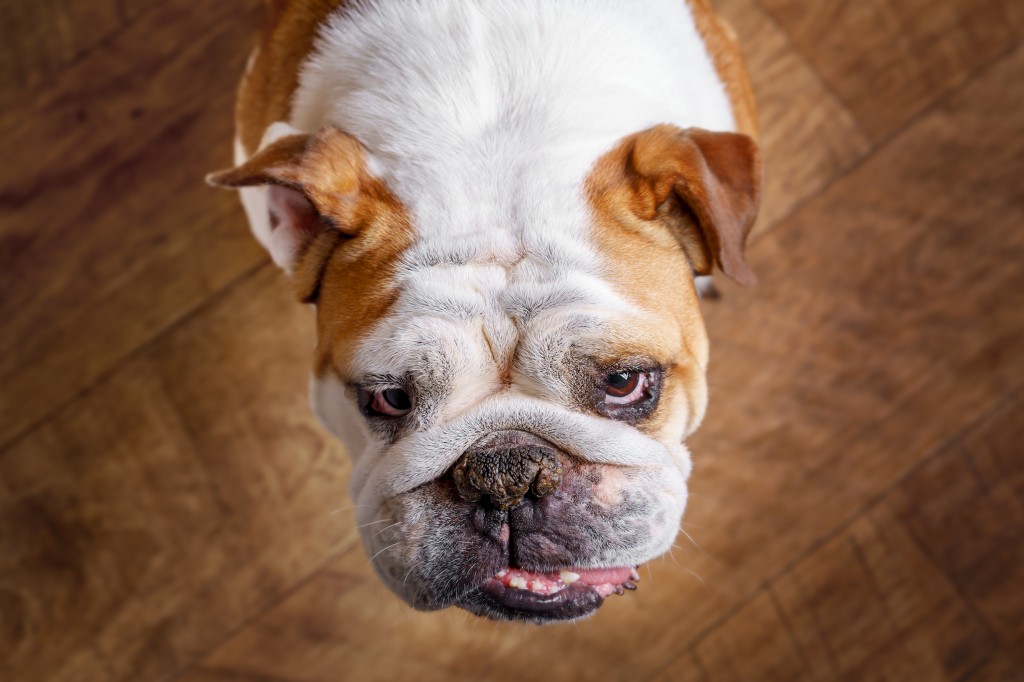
[
  {"xmin": 766, "ymin": 506, "xmax": 993, "ymax": 681},
  {"xmin": 691, "ymin": 589, "xmax": 811, "ymax": 681},
  {"xmin": 1008, "ymin": 3, "xmax": 1024, "ymax": 35},
  {"xmin": 0, "ymin": 265, "xmax": 355, "ymax": 682},
  {"xmin": 714, "ymin": 0, "xmax": 871, "ymax": 233},
  {"xmin": 757, "ymin": 0, "xmax": 1017, "ymax": 139},
  {"xmin": 965, "ymin": 650, "xmax": 1024, "ymax": 682},
  {"xmin": 0, "ymin": 0, "xmax": 124, "ymax": 96},
  {"xmin": 688, "ymin": 482, "xmax": 1005, "ymax": 681},
  {"xmin": 177, "ymin": 669, "xmax": 299, "ymax": 682},
  {"xmin": 888, "ymin": 395, "xmax": 1024, "ymax": 653},
  {"xmin": 188, "ymin": 548, "xmax": 491, "ymax": 682},
  {"xmin": 0, "ymin": 0, "xmax": 266, "ymax": 449},
  {"xmin": 650, "ymin": 650, "xmax": 709, "ymax": 682}
]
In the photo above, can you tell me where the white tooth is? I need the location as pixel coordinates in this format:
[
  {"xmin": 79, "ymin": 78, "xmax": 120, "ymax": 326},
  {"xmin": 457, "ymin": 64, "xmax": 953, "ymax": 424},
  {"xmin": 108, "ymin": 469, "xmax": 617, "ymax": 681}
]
[
  {"xmin": 560, "ymin": 571, "xmax": 580, "ymax": 584},
  {"xmin": 529, "ymin": 581, "xmax": 545, "ymax": 592},
  {"xmin": 509, "ymin": 576, "xmax": 528, "ymax": 590},
  {"xmin": 497, "ymin": 570, "xmax": 507, "ymax": 578}
]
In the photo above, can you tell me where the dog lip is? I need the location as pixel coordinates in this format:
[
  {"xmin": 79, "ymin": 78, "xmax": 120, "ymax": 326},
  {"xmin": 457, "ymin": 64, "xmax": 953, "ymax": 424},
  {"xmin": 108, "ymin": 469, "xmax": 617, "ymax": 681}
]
[
  {"xmin": 473, "ymin": 565, "xmax": 638, "ymax": 620},
  {"xmin": 478, "ymin": 578, "xmax": 606, "ymax": 619}
]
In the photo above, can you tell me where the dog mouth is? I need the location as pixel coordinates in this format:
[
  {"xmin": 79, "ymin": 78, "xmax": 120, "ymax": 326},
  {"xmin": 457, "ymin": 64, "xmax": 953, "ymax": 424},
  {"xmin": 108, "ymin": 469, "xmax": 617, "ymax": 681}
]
[{"xmin": 476, "ymin": 565, "xmax": 640, "ymax": 621}]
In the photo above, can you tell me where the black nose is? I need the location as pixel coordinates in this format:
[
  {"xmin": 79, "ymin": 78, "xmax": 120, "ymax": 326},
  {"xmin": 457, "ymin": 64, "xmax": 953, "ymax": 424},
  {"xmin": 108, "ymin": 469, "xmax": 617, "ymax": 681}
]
[{"xmin": 452, "ymin": 433, "xmax": 563, "ymax": 510}]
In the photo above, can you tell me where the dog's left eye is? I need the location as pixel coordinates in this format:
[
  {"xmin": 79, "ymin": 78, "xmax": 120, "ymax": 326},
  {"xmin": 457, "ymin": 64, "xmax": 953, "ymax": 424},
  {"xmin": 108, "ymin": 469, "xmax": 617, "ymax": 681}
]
[
  {"xmin": 603, "ymin": 370, "xmax": 649, "ymax": 406},
  {"xmin": 359, "ymin": 387, "xmax": 413, "ymax": 417}
]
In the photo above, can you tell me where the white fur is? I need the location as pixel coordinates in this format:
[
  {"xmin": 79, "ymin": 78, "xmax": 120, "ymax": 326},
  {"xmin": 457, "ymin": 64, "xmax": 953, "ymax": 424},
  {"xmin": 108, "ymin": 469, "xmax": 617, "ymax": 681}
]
[{"xmin": 291, "ymin": 0, "xmax": 733, "ymax": 268}]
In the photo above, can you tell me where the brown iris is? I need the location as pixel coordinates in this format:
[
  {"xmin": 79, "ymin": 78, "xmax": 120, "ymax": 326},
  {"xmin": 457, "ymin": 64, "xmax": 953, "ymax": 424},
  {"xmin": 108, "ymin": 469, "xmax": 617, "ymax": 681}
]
[{"xmin": 605, "ymin": 370, "xmax": 641, "ymax": 398}]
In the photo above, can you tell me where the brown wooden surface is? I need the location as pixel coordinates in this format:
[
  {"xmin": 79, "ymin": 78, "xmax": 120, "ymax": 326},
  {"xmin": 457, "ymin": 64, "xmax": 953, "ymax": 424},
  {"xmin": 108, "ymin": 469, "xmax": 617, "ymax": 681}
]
[{"xmin": 1, "ymin": 1, "xmax": 1022, "ymax": 680}]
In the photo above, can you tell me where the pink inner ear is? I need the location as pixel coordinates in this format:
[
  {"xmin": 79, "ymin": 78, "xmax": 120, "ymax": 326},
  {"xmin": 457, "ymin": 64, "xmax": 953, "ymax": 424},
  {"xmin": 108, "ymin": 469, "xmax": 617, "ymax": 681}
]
[{"xmin": 265, "ymin": 185, "xmax": 323, "ymax": 269}]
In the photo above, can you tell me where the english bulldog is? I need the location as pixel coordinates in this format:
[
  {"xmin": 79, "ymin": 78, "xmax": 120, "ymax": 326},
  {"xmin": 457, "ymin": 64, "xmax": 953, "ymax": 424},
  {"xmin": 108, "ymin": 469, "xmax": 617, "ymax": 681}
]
[{"xmin": 208, "ymin": 0, "xmax": 760, "ymax": 623}]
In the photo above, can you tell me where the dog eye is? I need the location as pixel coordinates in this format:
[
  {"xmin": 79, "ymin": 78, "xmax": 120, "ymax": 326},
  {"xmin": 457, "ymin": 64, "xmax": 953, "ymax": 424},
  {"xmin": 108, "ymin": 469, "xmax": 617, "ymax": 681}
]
[
  {"xmin": 604, "ymin": 370, "xmax": 648, "ymax": 405},
  {"xmin": 359, "ymin": 387, "xmax": 413, "ymax": 417}
]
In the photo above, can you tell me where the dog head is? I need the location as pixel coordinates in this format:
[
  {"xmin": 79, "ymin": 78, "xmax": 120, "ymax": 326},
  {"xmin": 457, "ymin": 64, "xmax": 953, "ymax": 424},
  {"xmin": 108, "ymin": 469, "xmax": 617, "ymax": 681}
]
[{"xmin": 209, "ymin": 122, "xmax": 759, "ymax": 622}]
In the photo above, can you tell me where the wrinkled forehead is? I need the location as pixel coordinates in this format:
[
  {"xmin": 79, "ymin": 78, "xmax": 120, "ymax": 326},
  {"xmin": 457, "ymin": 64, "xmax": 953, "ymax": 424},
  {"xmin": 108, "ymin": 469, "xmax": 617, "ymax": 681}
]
[
  {"xmin": 310, "ymin": 141, "xmax": 709, "ymax": 381},
  {"xmin": 344, "ymin": 253, "xmax": 677, "ymax": 381}
]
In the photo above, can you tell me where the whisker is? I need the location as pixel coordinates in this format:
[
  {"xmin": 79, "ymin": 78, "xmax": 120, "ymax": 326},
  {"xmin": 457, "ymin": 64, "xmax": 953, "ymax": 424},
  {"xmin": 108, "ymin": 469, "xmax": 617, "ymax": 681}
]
[
  {"xmin": 678, "ymin": 528, "xmax": 723, "ymax": 568},
  {"xmin": 328, "ymin": 504, "xmax": 373, "ymax": 516},
  {"xmin": 373, "ymin": 520, "xmax": 405, "ymax": 538},
  {"xmin": 401, "ymin": 565, "xmax": 417, "ymax": 589},
  {"xmin": 368, "ymin": 542, "xmax": 401, "ymax": 563},
  {"xmin": 678, "ymin": 528, "xmax": 707, "ymax": 555},
  {"xmin": 355, "ymin": 518, "xmax": 395, "ymax": 530},
  {"xmin": 684, "ymin": 568, "xmax": 710, "ymax": 594}
]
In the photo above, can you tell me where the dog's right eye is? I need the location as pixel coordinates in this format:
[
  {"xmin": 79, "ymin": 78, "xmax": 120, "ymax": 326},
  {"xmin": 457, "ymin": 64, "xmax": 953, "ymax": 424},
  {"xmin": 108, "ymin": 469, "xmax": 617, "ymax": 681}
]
[
  {"xmin": 595, "ymin": 365, "xmax": 661, "ymax": 422},
  {"xmin": 358, "ymin": 387, "xmax": 413, "ymax": 417},
  {"xmin": 603, "ymin": 370, "xmax": 649, "ymax": 407}
]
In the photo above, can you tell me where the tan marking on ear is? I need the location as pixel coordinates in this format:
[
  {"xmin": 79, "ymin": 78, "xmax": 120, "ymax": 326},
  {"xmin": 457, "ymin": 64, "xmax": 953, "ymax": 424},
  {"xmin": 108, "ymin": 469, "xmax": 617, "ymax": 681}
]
[
  {"xmin": 312, "ymin": 171, "xmax": 416, "ymax": 380},
  {"xmin": 208, "ymin": 126, "xmax": 387, "ymax": 280},
  {"xmin": 236, "ymin": 0, "xmax": 348, "ymax": 155},
  {"xmin": 211, "ymin": 124, "xmax": 415, "ymax": 363},
  {"xmin": 590, "ymin": 125, "xmax": 760, "ymax": 286},
  {"xmin": 686, "ymin": 0, "xmax": 760, "ymax": 140}
]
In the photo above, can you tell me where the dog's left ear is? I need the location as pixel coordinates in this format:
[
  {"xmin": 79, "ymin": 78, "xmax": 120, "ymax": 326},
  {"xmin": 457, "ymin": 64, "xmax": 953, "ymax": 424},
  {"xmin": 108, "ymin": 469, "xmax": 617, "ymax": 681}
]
[
  {"xmin": 206, "ymin": 125, "xmax": 368, "ymax": 274},
  {"xmin": 595, "ymin": 124, "xmax": 762, "ymax": 286}
]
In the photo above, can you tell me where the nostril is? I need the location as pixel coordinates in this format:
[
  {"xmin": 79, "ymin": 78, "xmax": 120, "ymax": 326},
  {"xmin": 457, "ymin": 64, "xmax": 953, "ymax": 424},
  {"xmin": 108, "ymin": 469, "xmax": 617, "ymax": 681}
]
[{"xmin": 452, "ymin": 443, "xmax": 563, "ymax": 511}]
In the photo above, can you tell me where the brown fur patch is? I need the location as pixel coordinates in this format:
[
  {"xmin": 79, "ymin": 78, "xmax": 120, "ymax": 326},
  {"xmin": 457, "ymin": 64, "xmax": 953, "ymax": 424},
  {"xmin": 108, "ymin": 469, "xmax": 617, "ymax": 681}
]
[
  {"xmin": 209, "ymin": 125, "xmax": 415, "ymax": 377},
  {"xmin": 585, "ymin": 135, "xmax": 713, "ymax": 439},
  {"xmin": 312, "ymin": 175, "xmax": 415, "ymax": 380},
  {"xmin": 687, "ymin": 0, "xmax": 760, "ymax": 140},
  {"xmin": 587, "ymin": 123, "xmax": 760, "ymax": 288},
  {"xmin": 236, "ymin": 0, "xmax": 347, "ymax": 155}
]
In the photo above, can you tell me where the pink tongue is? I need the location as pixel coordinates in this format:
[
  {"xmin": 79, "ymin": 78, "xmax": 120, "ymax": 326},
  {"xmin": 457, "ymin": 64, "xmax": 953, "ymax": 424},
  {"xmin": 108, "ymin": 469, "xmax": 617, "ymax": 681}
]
[{"xmin": 573, "ymin": 567, "xmax": 632, "ymax": 586}]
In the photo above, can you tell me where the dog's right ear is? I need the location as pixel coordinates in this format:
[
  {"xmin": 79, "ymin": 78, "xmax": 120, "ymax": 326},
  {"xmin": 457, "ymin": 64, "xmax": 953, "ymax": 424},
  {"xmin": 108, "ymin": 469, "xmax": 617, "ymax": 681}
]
[
  {"xmin": 589, "ymin": 124, "xmax": 761, "ymax": 287},
  {"xmin": 207, "ymin": 125, "xmax": 368, "ymax": 275}
]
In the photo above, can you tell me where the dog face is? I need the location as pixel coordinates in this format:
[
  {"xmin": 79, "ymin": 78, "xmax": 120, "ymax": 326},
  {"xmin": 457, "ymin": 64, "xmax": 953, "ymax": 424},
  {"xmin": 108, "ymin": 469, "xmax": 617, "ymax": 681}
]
[{"xmin": 209, "ymin": 122, "xmax": 759, "ymax": 622}]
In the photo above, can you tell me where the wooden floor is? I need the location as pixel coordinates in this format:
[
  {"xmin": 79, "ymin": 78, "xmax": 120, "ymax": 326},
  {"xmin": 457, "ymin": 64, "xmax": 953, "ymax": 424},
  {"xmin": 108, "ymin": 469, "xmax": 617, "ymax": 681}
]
[{"xmin": 1, "ymin": 1, "xmax": 1022, "ymax": 680}]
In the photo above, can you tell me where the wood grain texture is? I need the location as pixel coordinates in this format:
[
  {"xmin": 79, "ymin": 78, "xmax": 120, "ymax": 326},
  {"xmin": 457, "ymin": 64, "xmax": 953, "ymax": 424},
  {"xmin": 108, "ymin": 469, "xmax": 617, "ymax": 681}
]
[
  {"xmin": 0, "ymin": 266, "xmax": 355, "ymax": 681},
  {"xmin": 690, "ymin": 590, "xmax": 811, "ymax": 681},
  {"xmin": 0, "ymin": 0, "xmax": 124, "ymax": 96},
  {"xmin": 650, "ymin": 650, "xmax": 709, "ymax": 682},
  {"xmin": 1, "ymin": 1, "xmax": 1022, "ymax": 681},
  {"xmin": 0, "ymin": 0, "xmax": 266, "ymax": 449},
  {"xmin": 888, "ymin": 396, "xmax": 1024, "ymax": 655},
  {"xmin": 967, "ymin": 651, "xmax": 1024, "ymax": 682},
  {"xmin": 757, "ymin": 0, "xmax": 1018, "ymax": 139}
]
